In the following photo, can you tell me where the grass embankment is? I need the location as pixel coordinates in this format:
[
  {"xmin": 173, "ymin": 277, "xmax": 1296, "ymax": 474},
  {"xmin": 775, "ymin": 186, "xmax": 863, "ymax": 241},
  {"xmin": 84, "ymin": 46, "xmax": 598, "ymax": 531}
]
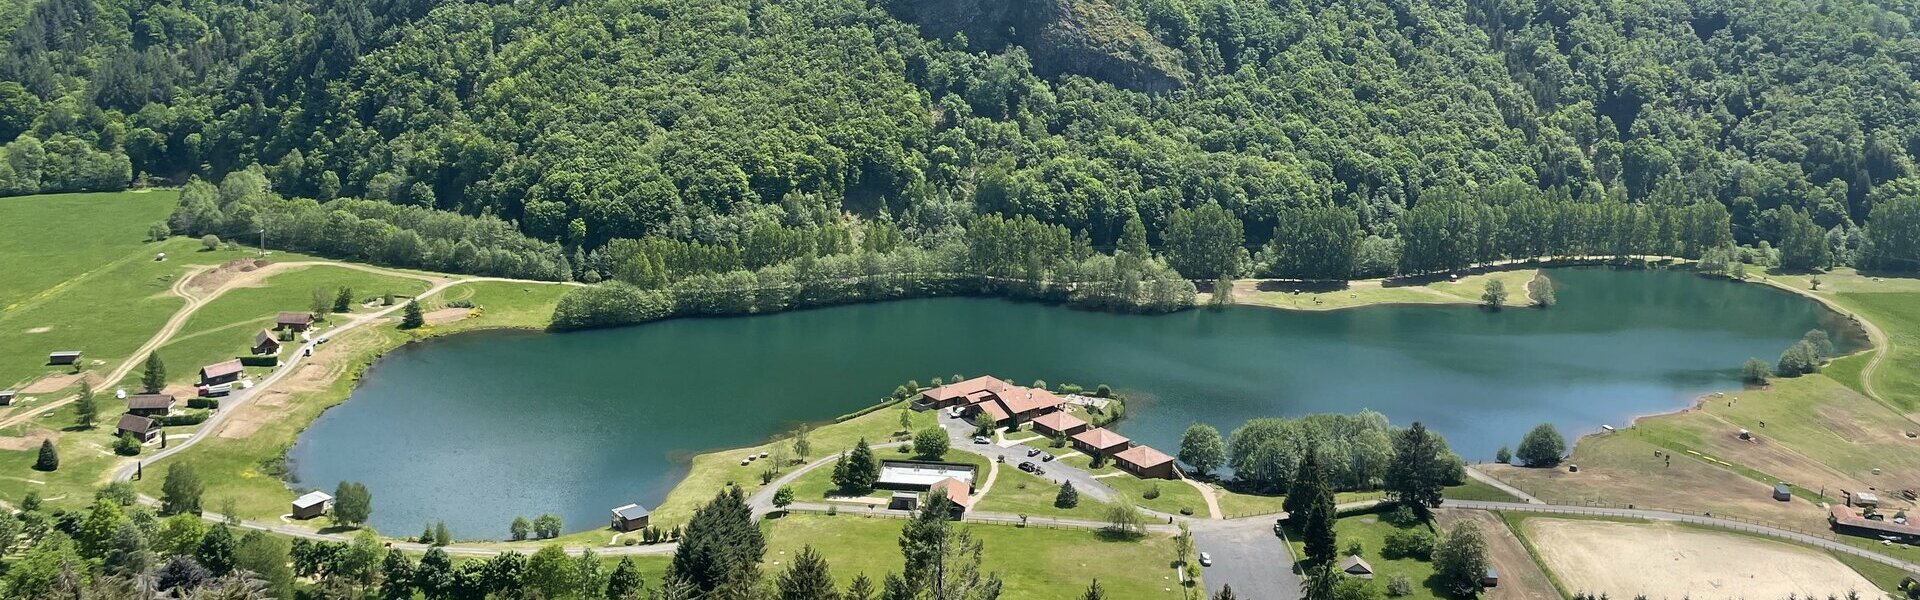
[
  {"xmin": 1221, "ymin": 268, "xmax": 1538, "ymax": 311},
  {"xmin": 1211, "ymin": 484, "xmax": 1506, "ymax": 518},
  {"xmin": 650, "ymin": 403, "xmax": 937, "ymax": 527},
  {"xmin": 763, "ymin": 513, "xmax": 1190, "ymax": 599}
]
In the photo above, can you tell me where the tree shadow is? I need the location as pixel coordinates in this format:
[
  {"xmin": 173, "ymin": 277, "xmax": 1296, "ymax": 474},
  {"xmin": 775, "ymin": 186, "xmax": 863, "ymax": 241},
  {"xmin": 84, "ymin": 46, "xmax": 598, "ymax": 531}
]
[{"xmin": 1252, "ymin": 280, "xmax": 1350, "ymax": 294}]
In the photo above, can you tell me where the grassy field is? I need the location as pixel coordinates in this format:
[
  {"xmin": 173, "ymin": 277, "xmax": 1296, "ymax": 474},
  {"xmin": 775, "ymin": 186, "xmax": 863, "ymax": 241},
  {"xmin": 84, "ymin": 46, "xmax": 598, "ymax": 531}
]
[
  {"xmin": 650, "ymin": 403, "xmax": 937, "ymax": 526},
  {"xmin": 0, "ymin": 191, "xmax": 178, "ymax": 309},
  {"xmin": 1220, "ymin": 268, "xmax": 1539, "ymax": 311},
  {"xmin": 1288, "ymin": 512, "xmax": 1444, "ymax": 600},
  {"xmin": 154, "ymin": 266, "xmax": 432, "ymax": 386},
  {"xmin": 974, "ymin": 463, "xmax": 1116, "ymax": 521},
  {"xmin": 762, "ymin": 513, "xmax": 1191, "ymax": 599}
]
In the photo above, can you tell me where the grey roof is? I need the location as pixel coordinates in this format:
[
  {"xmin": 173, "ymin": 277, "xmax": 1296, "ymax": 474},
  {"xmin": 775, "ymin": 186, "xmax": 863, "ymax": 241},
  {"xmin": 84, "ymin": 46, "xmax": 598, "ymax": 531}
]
[
  {"xmin": 1339, "ymin": 555, "xmax": 1373, "ymax": 574},
  {"xmin": 293, "ymin": 491, "xmax": 334, "ymax": 509},
  {"xmin": 50, "ymin": 351, "xmax": 82, "ymax": 357},
  {"xmin": 0, "ymin": 390, "xmax": 14, "ymax": 397},
  {"xmin": 127, "ymin": 394, "xmax": 176, "ymax": 410},
  {"xmin": 612, "ymin": 503, "xmax": 650, "ymax": 520},
  {"xmin": 255, "ymin": 330, "xmax": 277, "ymax": 346},
  {"xmin": 276, "ymin": 311, "xmax": 311, "ymax": 324},
  {"xmin": 200, "ymin": 359, "xmax": 244, "ymax": 379},
  {"xmin": 116, "ymin": 414, "xmax": 157, "ymax": 434}
]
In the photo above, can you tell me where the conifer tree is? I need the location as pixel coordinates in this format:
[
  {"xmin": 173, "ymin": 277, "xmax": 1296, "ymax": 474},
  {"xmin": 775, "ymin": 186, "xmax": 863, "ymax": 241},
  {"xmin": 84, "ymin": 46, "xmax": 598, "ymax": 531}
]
[
  {"xmin": 142, "ymin": 353, "xmax": 166, "ymax": 393},
  {"xmin": 777, "ymin": 545, "xmax": 839, "ymax": 600},
  {"xmin": 400, "ymin": 300, "xmax": 425, "ymax": 329},
  {"xmin": 33, "ymin": 438, "xmax": 57, "ymax": 471}
]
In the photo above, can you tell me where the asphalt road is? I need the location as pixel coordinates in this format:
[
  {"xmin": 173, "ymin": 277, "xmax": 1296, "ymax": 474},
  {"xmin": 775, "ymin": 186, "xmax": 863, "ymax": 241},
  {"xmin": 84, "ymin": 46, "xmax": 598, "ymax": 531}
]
[{"xmin": 1192, "ymin": 518, "xmax": 1299, "ymax": 600}]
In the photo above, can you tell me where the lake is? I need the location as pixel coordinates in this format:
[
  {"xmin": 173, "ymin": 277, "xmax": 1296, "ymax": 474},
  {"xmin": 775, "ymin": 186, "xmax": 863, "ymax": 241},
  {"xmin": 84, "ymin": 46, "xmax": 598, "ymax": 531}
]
[{"xmin": 289, "ymin": 268, "xmax": 1860, "ymax": 537}]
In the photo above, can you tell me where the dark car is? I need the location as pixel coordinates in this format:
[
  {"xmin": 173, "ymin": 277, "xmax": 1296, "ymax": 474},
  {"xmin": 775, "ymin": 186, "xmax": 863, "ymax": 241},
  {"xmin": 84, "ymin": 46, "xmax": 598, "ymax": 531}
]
[
  {"xmin": 1018, "ymin": 462, "xmax": 1036, "ymax": 472},
  {"xmin": 1041, "ymin": 454, "xmax": 1055, "ymax": 462}
]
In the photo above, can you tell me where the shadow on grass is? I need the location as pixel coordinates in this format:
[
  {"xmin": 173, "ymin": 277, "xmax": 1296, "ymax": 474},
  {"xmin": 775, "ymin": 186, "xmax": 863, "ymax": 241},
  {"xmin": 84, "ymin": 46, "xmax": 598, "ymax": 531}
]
[{"xmin": 1252, "ymin": 280, "xmax": 1351, "ymax": 294}]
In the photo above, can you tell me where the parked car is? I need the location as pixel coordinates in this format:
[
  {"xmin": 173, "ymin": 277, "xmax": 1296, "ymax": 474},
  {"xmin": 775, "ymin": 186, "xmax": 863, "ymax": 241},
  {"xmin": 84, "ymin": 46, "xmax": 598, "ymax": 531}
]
[
  {"xmin": 1018, "ymin": 462, "xmax": 1036, "ymax": 472},
  {"xmin": 1026, "ymin": 448, "xmax": 1042, "ymax": 457},
  {"xmin": 1198, "ymin": 552, "xmax": 1213, "ymax": 567},
  {"xmin": 972, "ymin": 435, "xmax": 990, "ymax": 444},
  {"xmin": 1041, "ymin": 454, "xmax": 1055, "ymax": 462}
]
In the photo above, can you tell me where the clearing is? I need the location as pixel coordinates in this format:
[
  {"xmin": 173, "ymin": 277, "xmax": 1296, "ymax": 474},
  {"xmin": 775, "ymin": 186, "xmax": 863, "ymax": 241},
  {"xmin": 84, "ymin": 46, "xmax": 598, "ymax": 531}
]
[{"xmin": 1520, "ymin": 517, "xmax": 1878, "ymax": 599}]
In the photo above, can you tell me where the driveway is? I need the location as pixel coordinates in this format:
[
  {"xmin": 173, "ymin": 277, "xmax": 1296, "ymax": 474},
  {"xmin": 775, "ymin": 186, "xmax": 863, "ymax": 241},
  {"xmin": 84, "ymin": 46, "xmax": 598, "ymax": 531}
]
[
  {"xmin": 1191, "ymin": 518, "xmax": 1301, "ymax": 600},
  {"xmin": 936, "ymin": 412, "xmax": 1126, "ymax": 506}
]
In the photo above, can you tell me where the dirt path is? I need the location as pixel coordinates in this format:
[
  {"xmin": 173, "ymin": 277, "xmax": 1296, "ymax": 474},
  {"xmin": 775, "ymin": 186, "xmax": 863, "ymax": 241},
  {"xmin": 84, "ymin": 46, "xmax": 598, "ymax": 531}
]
[
  {"xmin": 1433, "ymin": 509, "xmax": 1557, "ymax": 600},
  {"xmin": 1183, "ymin": 478, "xmax": 1222, "ymax": 519}
]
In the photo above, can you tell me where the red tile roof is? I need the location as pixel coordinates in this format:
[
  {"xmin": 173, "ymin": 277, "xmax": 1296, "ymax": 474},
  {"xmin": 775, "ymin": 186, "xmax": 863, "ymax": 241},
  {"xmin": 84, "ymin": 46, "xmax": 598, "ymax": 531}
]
[
  {"xmin": 200, "ymin": 359, "xmax": 244, "ymax": 380},
  {"xmin": 931, "ymin": 477, "xmax": 973, "ymax": 508},
  {"xmin": 921, "ymin": 376, "xmax": 1013, "ymax": 404},
  {"xmin": 976, "ymin": 401, "xmax": 1011, "ymax": 422},
  {"xmin": 1030, "ymin": 411, "xmax": 1087, "ymax": 432},
  {"xmin": 993, "ymin": 387, "xmax": 1062, "ymax": 416},
  {"xmin": 1114, "ymin": 445, "xmax": 1174, "ymax": 468},
  {"xmin": 1072, "ymin": 427, "xmax": 1131, "ymax": 450}
]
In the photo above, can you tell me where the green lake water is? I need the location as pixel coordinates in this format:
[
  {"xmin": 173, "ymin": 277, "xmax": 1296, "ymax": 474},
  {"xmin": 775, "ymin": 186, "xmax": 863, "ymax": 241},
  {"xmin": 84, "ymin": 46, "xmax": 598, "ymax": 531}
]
[{"xmin": 289, "ymin": 268, "xmax": 1860, "ymax": 537}]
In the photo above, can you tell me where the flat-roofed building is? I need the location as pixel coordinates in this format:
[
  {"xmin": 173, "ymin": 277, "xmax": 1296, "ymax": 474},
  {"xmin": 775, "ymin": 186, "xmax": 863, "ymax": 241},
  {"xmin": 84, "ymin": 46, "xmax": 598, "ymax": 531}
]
[{"xmin": 877, "ymin": 460, "xmax": 978, "ymax": 491}]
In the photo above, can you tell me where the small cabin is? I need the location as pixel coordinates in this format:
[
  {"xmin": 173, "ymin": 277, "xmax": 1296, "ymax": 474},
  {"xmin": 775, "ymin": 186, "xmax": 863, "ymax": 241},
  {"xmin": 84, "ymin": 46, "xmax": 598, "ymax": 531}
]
[
  {"xmin": 275, "ymin": 311, "xmax": 314, "ymax": 332},
  {"xmin": 252, "ymin": 330, "xmax": 281, "ymax": 356},
  {"xmin": 1853, "ymin": 490, "xmax": 1881, "ymax": 507},
  {"xmin": 1339, "ymin": 555, "xmax": 1375, "ymax": 579},
  {"xmin": 117, "ymin": 414, "xmax": 160, "ymax": 443},
  {"xmin": 126, "ymin": 394, "xmax": 177, "ymax": 417},
  {"xmin": 292, "ymin": 491, "xmax": 334, "ymax": 520},
  {"xmin": 888, "ymin": 491, "xmax": 919, "ymax": 512},
  {"xmin": 0, "ymin": 390, "xmax": 14, "ymax": 406},
  {"xmin": 1773, "ymin": 483, "xmax": 1793, "ymax": 502},
  {"xmin": 199, "ymin": 359, "xmax": 244, "ymax": 386},
  {"xmin": 48, "ymin": 351, "xmax": 82, "ymax": 365},
  {"xmin": 611, "ymin": 503, "xmax": 651, "ymax": 532}
]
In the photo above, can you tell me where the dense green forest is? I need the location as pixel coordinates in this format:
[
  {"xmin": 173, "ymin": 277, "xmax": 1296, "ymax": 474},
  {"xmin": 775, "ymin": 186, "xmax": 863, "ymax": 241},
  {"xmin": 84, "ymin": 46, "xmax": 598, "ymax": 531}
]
[{"xmin": 10, "ymin": 0, "xmax": 1920, "ymax": 277}]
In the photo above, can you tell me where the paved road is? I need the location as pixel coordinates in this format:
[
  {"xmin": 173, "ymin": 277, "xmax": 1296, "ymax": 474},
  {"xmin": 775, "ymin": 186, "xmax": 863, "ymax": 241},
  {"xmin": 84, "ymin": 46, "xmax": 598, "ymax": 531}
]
[{"xmin": 1191, "ymin": 517, "xmax": 1298, "ymax": 600}]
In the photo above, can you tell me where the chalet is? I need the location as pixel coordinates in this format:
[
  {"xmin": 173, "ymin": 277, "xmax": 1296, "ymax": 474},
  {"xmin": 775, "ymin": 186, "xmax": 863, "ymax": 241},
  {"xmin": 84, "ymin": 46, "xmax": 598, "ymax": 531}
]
[
  {"xmin": 48, "ymin": 351, "xmax": 82, "ymax": 365},
  {"xmin": 1030, "ymin": 410, "xmax": 1090, "ymax": 438},
  {"xmin": 1339, "ymin": 555, "xmax": 1375, "ymax": 579},
  {"xmin": 1071, "ymin": 427, "xmax": 1131, "ymax": 458},
  {"xmin": 275, "ymin": 312, "xmax": 314, "ymax": 332},
  {"xmin": 913, "ymin": 376, "xmax": 1014, "ymax": 410},
  {"xmin": 117, "ymin": 414, "xmax": 160, "ymax": 443},
  {"xmin": 1829, "ymin": 504, "xmax": 1920, "ymax": 543},
  {"xmin": 252, "ymin": 330, "xmax": 281, "ymax": 355},
  {"xmin": 928, "ymin": 477, "xmax": 973, "ymax": 520},
  {"xmin": 611, "ymin": 503, "xmax": 651, "ymax": 532},
  {"xmin": 125, "ymin": 394, "xmax": 177, "ymax": 417},
  {"xmin": 1113, "ymin": 445, "xmax": 1179, "ymax": 479},
  {"xmin": 966, "ymin": 386, "xmax": 1064, "ymax": 427},
  {"xmin": 292, "ymin": 491, "xmax": 333, "ymax": 520},
  {"xmin": 877, "ymin": 460, "xmax": 978, "ymax": 492},
  {"xmin": 200, "ymin": 359, "xmax": 245, "ymax": 386},
  {"xmin": 0, "ymin": 390, "xmax": 14, "ymax": 406}
]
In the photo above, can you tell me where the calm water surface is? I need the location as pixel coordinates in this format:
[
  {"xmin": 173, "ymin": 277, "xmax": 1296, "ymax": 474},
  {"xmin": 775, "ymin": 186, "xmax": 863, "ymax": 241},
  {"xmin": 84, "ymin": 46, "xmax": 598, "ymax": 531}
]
[{"xmin": 290, "ymin": 268, "xmax": 1858, "ymax": 537}]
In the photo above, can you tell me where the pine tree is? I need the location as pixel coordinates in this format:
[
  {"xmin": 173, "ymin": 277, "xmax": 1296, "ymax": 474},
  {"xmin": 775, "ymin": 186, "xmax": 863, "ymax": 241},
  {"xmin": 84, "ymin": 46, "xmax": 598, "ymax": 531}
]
[
  {"xmin": 32, "ymin": 439, "xmax": 57, "ymax": 471},
  {"xmin": 1385, "ymin": 422, "xmax": 1447, "ymax": 514},
  {"xmin": 433, "ymin": 521, "xmax": 451, "ymax": 546},
  {"xmin": 400, "ymin": 300, "xmax": 425, "ymax": 329},
  {"xmin": 1291, "ymin": 452, "xmax": 1338, "ymax": 566},
  {"xmin": 1080, "ymin": 579, "xmax": 1106, "ymax": 600},
  {"xmin": 333, "ymin": 287, "xmax": 354, "ymax": 313},
  {"xmin": 1213, "ymin": 584, "xmax": 1240, "ymax": 600},
  {"xmin": 1055, "ymin": 481, "xmax": 1079, "ymax": 508},
  {"xmin": 845, "ymin": 574, "xmax": 876, "ymax": 600},
  {"xmin": 607, "ymin": 556, "xmax": 646, "ymax": 599},
  {"xmin": 669, "ymin": 485, "xmax": 765, "ymax": 592},
  {"xmin": 74, "ymin": 380, "xmax": 97, "ymax": 429},
  {"xmin": 844, "ymin": 438, "xmax": 879, "ymax": 494},
  {"xmin": 379, "ymin": 550, "xmax": 415, "ymax": 600},
  {"xmin": 777, "ymin": 546, "xmax": 839, "ymax": 600},
  {"xmin": 141, "ymin": 353, "xmax": 166, "ymax": 393},
  {"xmin": 830, "ymin": 451, "xmax": 852, "ymax": 492}
]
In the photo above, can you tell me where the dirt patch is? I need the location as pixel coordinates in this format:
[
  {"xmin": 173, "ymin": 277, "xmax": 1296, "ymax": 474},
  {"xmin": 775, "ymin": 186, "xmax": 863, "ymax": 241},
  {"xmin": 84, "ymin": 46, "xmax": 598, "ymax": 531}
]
[
  {"xmin": 1433, "ymin": 509, "xmax": 1557, "ymax": 600},
  {"xmin": 0, "ymin": 431, "xmax": 53, "ymax": 451},
  {"xmin": 1485, "ymin": 434, "xmax": 1828, "ymax": 529},
  {"xmin": 1522, "ymin": 518, "xmax": 1877, "ymax": 598},
  {"xmin": 21, "ymin": 372, "xmax": 89, "ymax": 394},
  {"xmin": 424, "ymin": 308, "xmax": 472, "ymax": 325},
  {"xmin": 186, "ymin": 258, "xmax": 271, "ymax": 293}
]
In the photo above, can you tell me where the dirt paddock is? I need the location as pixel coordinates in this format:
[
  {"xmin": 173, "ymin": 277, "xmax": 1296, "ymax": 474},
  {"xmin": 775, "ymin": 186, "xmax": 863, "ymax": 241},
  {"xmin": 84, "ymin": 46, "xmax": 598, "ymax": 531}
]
[{"xmin": 1522, "ymin": 518, "xmax": 1880, "ymax": 598}]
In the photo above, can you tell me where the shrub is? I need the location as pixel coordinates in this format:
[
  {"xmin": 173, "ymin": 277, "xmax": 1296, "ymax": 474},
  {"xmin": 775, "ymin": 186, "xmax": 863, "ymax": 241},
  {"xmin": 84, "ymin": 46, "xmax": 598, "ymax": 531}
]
[
  {"xmin": 1516, "ymin": 423, "xmax": 1567, "ymax": 467},
  {"xmin": 1382, "ymin": 529, "xmax": 1438, "ymax": 560},
  {"xmin": 1179, "ymin": 507, "xmax": 1194, "ymax": 516},
  {"xmin": 200, "ymin": 235, "xmax": 220, "ymax": 250},
  {"xmin": 186, "ymin": 398, "xmax": 220, "ymax": 410},
  {"xmin": 1345, "ymin": 541, "xmax": 1363, "ymax": 556},
  {"xmin": 237, "ymin": 355, "xmax": 278, "ymax": 367},
  {"xmin": 1143, "ymin": 484, "xmax": 1161, "ymax": 500},
  {"xmin": 1494, "ymin": 445, "xmax": 1511, "ymax": 464},
  {"xmin": 156, "ymin": 413, "xmax": 209, "ymax": 427},
  {"xmin": 1385, "ymin": 575, "xmax": 1413, "ymax": 597},
  {"xmin": 1383, "ymin": 505, "xmax": 1420, "ymax": 527},
  {"xmin": 113, "ymin": 434, "xmax": 142, "ymax": 456}
]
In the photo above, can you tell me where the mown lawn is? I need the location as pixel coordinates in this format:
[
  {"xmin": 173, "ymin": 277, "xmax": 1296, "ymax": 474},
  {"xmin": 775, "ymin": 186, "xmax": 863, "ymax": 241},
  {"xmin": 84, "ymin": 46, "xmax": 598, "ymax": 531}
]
[
  {"xmin": 1289, "ymin": 512, "xmax": 1445, "ymax": 600},
  {"xmin": 0, "ymin": 190, "xmax": 178, "ymax": 310},
  {"xmin": 762, "ymin": 513, "xmax": 1190, "ymax": 599},
  {"xmin": 974, "ymin": 461, "xmax": 1115, "ymax": 521}
]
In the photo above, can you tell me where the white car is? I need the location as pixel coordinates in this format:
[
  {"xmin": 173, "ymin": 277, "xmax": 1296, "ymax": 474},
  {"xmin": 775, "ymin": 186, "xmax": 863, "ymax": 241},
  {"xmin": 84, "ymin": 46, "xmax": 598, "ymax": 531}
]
[
  {"xmin": 1198, "ymin": 552, "xmax": 1213, "ymax": 567},
  {"xmin": 972, "ymin": 435, "xmax": 990, "ymax": 444}
]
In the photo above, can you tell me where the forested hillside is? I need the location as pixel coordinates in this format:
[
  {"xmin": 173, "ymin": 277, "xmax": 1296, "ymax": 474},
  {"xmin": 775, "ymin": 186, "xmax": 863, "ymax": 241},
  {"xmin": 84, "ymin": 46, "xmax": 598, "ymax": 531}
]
[{"xmin": 8, "ymin": 0, "xmax": 1920, "ymax": 277}]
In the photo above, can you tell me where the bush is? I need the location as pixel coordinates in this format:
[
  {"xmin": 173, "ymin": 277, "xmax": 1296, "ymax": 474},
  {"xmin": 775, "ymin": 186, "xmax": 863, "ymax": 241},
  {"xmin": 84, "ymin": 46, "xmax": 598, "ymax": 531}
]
[
  {"xmin": 1382, "ymin": 529, "xmax": 1438, "ymax": 560},
  {"xmin": 1494, "ymin": 445, "xmax": 1511, "ymax": 464},
  {"xmin": 237, "ymin": 355, "xmax": 278, "ymax": 367},
  {"xmin": 1383, "ymin": 505, "xmax": 1420, "ymax": 527},
  {"xmin": 186, "ymin": 398, "xmax": 220, "ymax": 410},
  {"xmin": 1516, "ymin": 423, "xmax": 1567, "ymax": 467},
  {"xmin": 1345, "ymin": 541, "xmax": 1363, "ymax": 556},
  {"xmin": 1143, "ymin": 484, "xmax": 1161, "ymax": 500},
  {"xmin": 113, "ymin": 434, "xmax": 142, "ymax": 456},
  {"xmin": 1385, "ymin": 575, "xmax": 1414, "ymax": 597},
  {"xmin": 156, "ymin": 413, "xmax": 209, "ymax": 427},
  {"xmin": 200, "ymin": 235, "xmax": 220, "ymax": 250}
]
